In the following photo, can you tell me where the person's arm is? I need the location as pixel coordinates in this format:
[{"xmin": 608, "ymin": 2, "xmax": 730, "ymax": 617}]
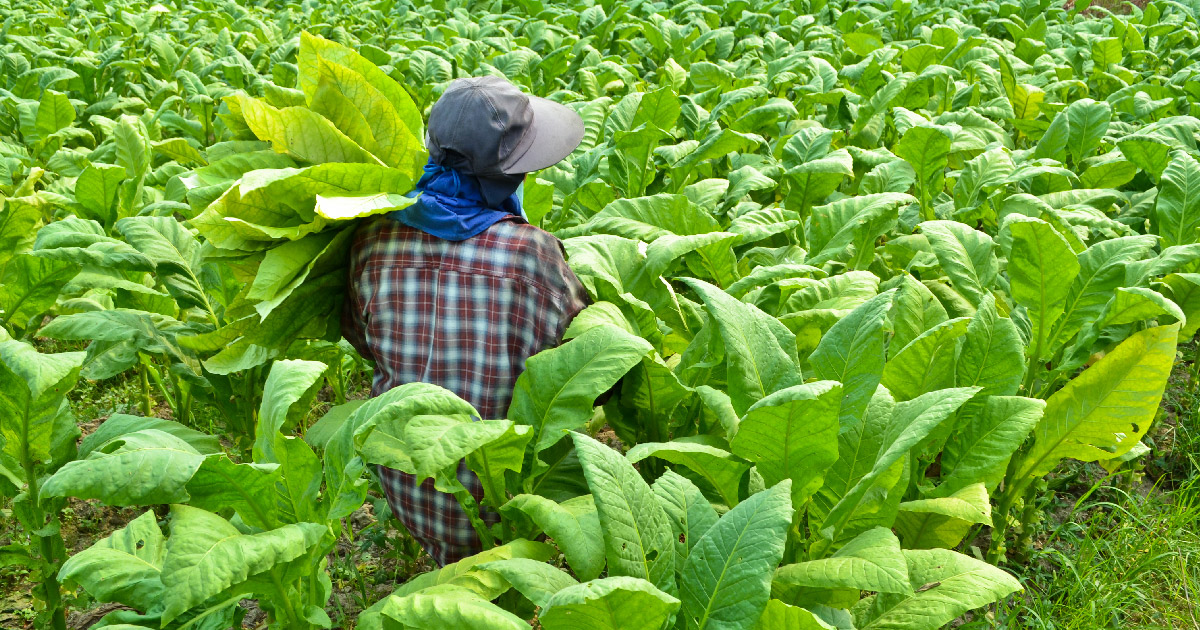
[{"xmin": 552, "ymin": 242, "xmax": 591, "ymax": 340}]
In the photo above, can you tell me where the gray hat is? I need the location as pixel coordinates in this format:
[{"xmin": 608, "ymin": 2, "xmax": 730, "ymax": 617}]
[{"xmin": 426, "ymin": 76, "xmax": 585, "ymax": 176}]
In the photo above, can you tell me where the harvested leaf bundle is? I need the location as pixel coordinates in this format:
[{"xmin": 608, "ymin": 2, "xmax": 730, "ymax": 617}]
[{"xmin": 187, "ymin": 33, "xmax": 425, "ymax": 373}]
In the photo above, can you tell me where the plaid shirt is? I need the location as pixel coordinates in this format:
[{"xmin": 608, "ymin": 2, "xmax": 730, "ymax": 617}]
[{"xmin": 342, "ymin": 214, "xmax": 588, "ymax": 566}]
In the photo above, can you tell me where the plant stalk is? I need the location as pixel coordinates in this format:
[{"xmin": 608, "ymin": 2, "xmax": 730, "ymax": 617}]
[
  {"xmin": 987, "ymin": 485, "xmax": 1019, "ymax": 565},
  {"xmin": 1012, "ymin": 479, "xmax": 1046, "ymax": 559},
  {"xmin": 23, "ymin": 455, "xmax": 66, "ymax": 630}
]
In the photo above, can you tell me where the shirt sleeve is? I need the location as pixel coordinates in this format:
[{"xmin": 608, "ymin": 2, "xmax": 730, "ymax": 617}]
[
  {"xmin": 551, "ymin": 241, "xmax": 591, "ymax": 341},
  {"xmin": 341, "ymin": 251, "xmax": 375, "ymax": 363}
]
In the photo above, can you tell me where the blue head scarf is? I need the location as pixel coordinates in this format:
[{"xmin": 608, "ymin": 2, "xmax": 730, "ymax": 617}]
[{"xmin": 390, "ymin": 159, "xmax": 526, "ymax": 242}]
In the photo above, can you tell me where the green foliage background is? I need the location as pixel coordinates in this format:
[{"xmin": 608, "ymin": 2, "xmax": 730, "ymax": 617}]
[{"xmin": 2, "ymin": 0, "xmax": 1200, "ymax": 628}]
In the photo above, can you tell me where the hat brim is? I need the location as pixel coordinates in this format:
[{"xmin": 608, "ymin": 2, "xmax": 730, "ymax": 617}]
[{"xmin": 499, "ymin": 96, "xmax": 585, "ymax": 175}]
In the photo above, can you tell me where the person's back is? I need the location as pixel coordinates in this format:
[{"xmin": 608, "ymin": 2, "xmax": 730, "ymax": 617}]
[
  {"xmin": 341, "ymin": 76, "xmax": 587, "ymax": 566},
  {"xmin": 344, "ymin": 215, "xmax": 586, "ymax": 418}
]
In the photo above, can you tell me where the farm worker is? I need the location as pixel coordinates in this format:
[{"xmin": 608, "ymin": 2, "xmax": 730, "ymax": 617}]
[{"xmin": 341, "ymin": 76, "xmax": 589, "ymax": 567}]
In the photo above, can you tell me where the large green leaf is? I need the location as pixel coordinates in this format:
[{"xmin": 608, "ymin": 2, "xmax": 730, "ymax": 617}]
[
  {"xmin": 0, "ymin": 340, "xmax": 84, "ymax": 471},
  {"xmin": 1051, "ymin": 235, "xmax": 1157, "ymax": 350},
  {"xmin": 477, "ymin": 558, "xmax": 578, "ymax": 608},
  {"xmin": 183, "ymin": 455, "xmax": 281, "ymax": 531},
  {"xmin": 784, "ymin": 271, "xmax": 880, "ymax": 314},
  {"xmin": 937, "ymin": 396, "xmax": 1044, "ymax": 497},
  {"xmin": 325, "ymin": 383, "xmax": 479, "ymax": 521},
  {"xmin": 612, "ymin": 125, "xmax": 671, "ymax": 197},
  {"xmin": 648, "ymin": 232, "xmax": 741, "ymax": 290},
  {"xmin": 32, "ymin": 217, "xmax": 152, "ymax": 269},
  {"xmin": 651, "ymin": 470, "xmax": 720, "ymax": 575},
  {"xmin": 78, "ymin": 414, "xmax": 220, "ymax": 459},
  {"xmin": 730, "ymin": 381, "xmax": 842, "ymax": 510},
  {"xmin": 955, "ymin": 294, "xmax": 1025, "ymax": 397},
  {"xmin": 75, "ymin": 164, "xmax": 127, "ymax": 226},
  {"xmin": 35, "ymin": 89, "xmax": 75, "ymax": 138},
  {"xmin": 254, "ymin": 359, "xmax": 327, "ymax": 463},
  {"xmin": 810, "ymin": 291, "xmax": 896, "ymax": 427},
  {"xmin": 607, "ymin": 355, "xmax": 693, "ymax": 447},
  {"xmin": 379, "ymin": 585, "xmax": 527, "ymax": 630},
  {"xmin": 1153, "ymin": 150, "xmax": 1200, "ymax": 248},
  {"xmin": 1064, "ymin": 99, "xmax": 1111, "ymax": 165},
  {"xmin": 0, "ymin": 198, "xmax": 41, "ymax": 276},
  {"xmin": 246, "ymin": 224, "xmax": 356, "ymax": 320},
  {"xmin": 1118, "ymin": 134, "xmax": 1173, "ymax": 181},
  {"xmin": 1005, "ymin": 217, "xmax": 1079, "ymax": 362},
  {"xmin": 853, "ymin": 549, "xmax": 1021, "ymax": 629},
  {"xmin": 1009, "ymin": 324, "xmax": 1178, "ymax": 491},
  {"xmin": 1163, "ymin": 273, "xmax": 1200, "ymax": 340},
  {"xmin": 1104, "ymin": 287, "xmax": 1185, "ymax": 326},
  {"xmin": 681, "ymin": 278, "xmax": 801, "ymax": 415},
  {"xmin": 310, "ymin": 56, "xmax": 424, "ymax": 175},
  {"xmin": 38, "ymin": 309, "xmax": 200, "ymax": 380},
  {"xmin": 233, "ymin": 93, "xmax": 381, "ymax": 166},
  {"xmin": 894, "ymin": 483, "xmax": 991, "ymax": 549},
  {"xmin": 0, "ymin": 255, "xmax": 78, "ymax": 333},
  {"xmin": 113, "ymin": 216, "xmax": 211, "ymax": 312},
  {"xmin": 199, "ymin": 272, "xmax": 345, "ymax": 374},
  {"xmin": 881, "ymin": 317, "xmax": 970, "ymax": 402},
  {"xmin": 159, "ymin": 506, "xmax": 325, "ymax": 624},
  {"xmin": 191, "ymin": 163, "xmax": 413, "ymax": 250},
  {"xmin": 627, "ymin": 439, "xmax": 750, "ymax": 507},
  {"xmin": 402, "ymin": 416, "xmax": 514, "ymax": 492},
  {"xmin": 815, "ymin": 387, "xmax": 980, "ymax": 549},
  {"xmin": 509, "ymin": 324, "xmax": 651, "ymax": 455},
  {"xmin": 271, "ymin": 436, "xmax": 326, "ymax": 527},
  {"xmin": 806, "ymin": 193, "xmax": 911, "ymax": 269},
  {"xmin": 114, "ymin": 115, "xmax": 151, "ymax": 180},
  {"xmin": 467, "ymin": 422, "xmax": 534, "ymax": 509},
  {"xmin": 41, "ymin": 429, "xmax": 205, "ymax": 505},
  {"xmin": 888, "ymin": 275, "xmax": 949, "ymax": 358},
  {"xmin": 540, "ymin": 577, "xmax": 681, "ymax": 630},
  {"xmin": 57, "ymin": 510, "xmax": 166, "ymax": 611},
  {"xmin": 297, "ymin": 31, "xmax": 424, "ymax": 146},
  {"xmin": 755, "ymin": 600, "xmax": 836, "ymax": 630},
  {"xmin": 920, "ymin": 221, "xmax": 998, "ymax": 307},
  {"xmin": 383, "ymin": 539, "xmax": 553, "ymax": 603},
  {"xmin": 573, "ymin": 432, "xmax": 676, "ymax": 595},
  {"xmin": 499, "ymin": 494, "xmax": 605, "ymax": 582},
  {"xmin": 674, "ymin": 129, "xmax": 762, "ymax": 179},
  {"xmin": 895, "ymin": 126, "xmax": 952, "ymax": 218},
  {"xmin": 954, "ymin": 148, "xmax": 1014, "ymax": 210},
  {"xmin": 564, "ymin": 193, "xmax": 718, "ymax": 239},
  {"xmin": 679, "ymin": 480, "xmax": 793, "ymax": 630},
  {"xmin": 774, "ymin": 527, "xmax": 911, "ymax": 597},
  {"xmin": 782, "ymin": 127, "xmax": 854, "ymax": 210}
]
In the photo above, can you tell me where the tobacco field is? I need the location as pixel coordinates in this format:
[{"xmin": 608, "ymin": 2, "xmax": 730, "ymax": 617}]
[{"xmin": 1, "ymin": 0, "xmax": 1199, "ymax": 628}]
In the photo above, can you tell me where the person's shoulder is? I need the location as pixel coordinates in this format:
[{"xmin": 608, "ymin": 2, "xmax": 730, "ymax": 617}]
[
  {"xmin": 475, "ymin": 219, "xmax": 578, "ymax": 287},
  {"xmin": 484, "ymin": 219, "xmax": 566, "ymax": 258},
  {"xmin": 349, "ymin": 215, "xmax": 435, "ymax": 264},
  {"xmin": 354, "ymin": 214, "xmax": 426, "ymax": 246}
]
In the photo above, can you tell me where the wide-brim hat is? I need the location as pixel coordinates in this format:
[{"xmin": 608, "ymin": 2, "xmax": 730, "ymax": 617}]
[{"xmin": 426, "ymin": 76, "xmax": 585, "ymax": 176}]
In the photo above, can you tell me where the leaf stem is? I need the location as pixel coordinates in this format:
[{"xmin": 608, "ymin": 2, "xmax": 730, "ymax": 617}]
[
  {"xmin": 452, "ymin": 485, "xmax": 496, "ymax": 549},
  {"xmin": 138, "ymin": 353, "xmax": 153, "ymax": 416},
  {"xmin": 267, "ymin": 568, "xmax": 302, "ymax": 628},
  {"xmin": 1020, "ymin": 354, "xmax": 1040, "ymax": 396}
]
